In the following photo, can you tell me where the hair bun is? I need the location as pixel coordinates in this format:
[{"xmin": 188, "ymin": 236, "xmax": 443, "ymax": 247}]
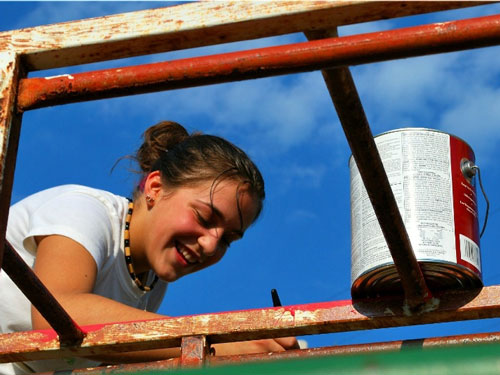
[{"xmin": 135, "ymin": 121, "xmax": 189, "ymax": 173}]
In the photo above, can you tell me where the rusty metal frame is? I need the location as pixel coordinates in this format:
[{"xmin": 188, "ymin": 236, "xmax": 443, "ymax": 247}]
[
  {"xmin": 0, "ymin": 284, "xmax": 495, "ymax": 363},
  {"xmin": 2, "ymin": 242, "xmax": 85, "ymax": 347},
  {"xmin": 0, "ymin": 51, "xmax": 23, "ymax": 270},
  {"xmin": 15, "ymin": 13, "xmax": 500, "ymax": 111},
  {"xmin": 1, "ymin": 0, "xmax": 500, "ymax": 370},
  {"xmin": 59, "ymin": 329, "xmax": 500, "ymax": 374},
  {"xmin": 2, "ymin": 1, "xmax": 482, "ymax": 71}
]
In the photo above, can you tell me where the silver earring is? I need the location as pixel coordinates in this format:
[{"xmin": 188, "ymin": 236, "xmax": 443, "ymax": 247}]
[{"xmin": 146, "ymin": 195, "xmax": 154, "ymax": 204}]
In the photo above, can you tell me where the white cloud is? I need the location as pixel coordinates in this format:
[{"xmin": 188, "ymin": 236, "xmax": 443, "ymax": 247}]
[
  {"xmin": 350, "ymin": 44, "xmax": 500, "ymax": 164},
  {"xmin": 96, "ymin": 69, "xmax": 343, "ymax": 159},
  {"xmin": 283, "ymin": 164, "xmax": 328, "ymax": 189},
  {"xmin": 440, "ymin": 86, "xmax": 500, "ymax": 165},
  {"xmin": 285, "ymin": 209, "xmax": 319, "ymax": 224},
  {"xmin": 17, "ymin": 1, "xmax": 500, "ymax": 183}
]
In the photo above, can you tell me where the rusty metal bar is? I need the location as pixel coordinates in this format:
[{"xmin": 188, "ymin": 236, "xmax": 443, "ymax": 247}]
[
  {"xmin": 1, "ymin": 2, "xmax": 481, "ymax": 71},
  {"xmin": 0, "ymin": 51, "xmax": 24, "ymax": 270},
  {"xmin": 2, "ymin": 241, "xmax": 85, "ymax": 347},
  {"xmin": 180, "ymin": 336, "xmax": 209, "ymax": 367},
  {"xmin": 0, "ymin": 285, "xmax": 495, "ymax": 363},
  {"xmin": 17, "ymin": 13, "xmax": 500, "ymax": 111},
  {"xmin": 304, "ymin": 29, "xmax": 431, "ymax": 309},
  {"xmin": 211, "ymin": 330, "xmax": 500, "ymax": 364},
  {"xmin": 31, "ymin": 329, "xmax": 500, "ymax": 374}
]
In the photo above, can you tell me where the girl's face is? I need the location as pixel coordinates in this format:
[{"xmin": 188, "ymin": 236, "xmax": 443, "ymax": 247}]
[{"xmin": 140, "ymin": 173, "xmax": 259, "ymax": 282}]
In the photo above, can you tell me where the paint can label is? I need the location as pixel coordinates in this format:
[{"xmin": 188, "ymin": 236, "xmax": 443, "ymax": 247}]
[{"xmin": 350, "ymin": 129, "xmax": 481, "ymax": 291}]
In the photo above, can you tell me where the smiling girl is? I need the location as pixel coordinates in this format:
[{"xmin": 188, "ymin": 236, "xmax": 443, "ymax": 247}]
[{"xmin": 0, "ymin": 121, "xmax": 297, "ymax": 374}]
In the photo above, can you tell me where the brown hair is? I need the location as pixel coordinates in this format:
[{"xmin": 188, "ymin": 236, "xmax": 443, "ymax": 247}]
[{"xmin": 134, "ymin": 121, "xmax": 265, "ymax": 220}]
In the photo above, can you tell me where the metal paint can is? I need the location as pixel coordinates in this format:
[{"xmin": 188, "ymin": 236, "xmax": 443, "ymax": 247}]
[{"xmin": 350, "ymin": 128, "xmax": 482, "ymax": 299}]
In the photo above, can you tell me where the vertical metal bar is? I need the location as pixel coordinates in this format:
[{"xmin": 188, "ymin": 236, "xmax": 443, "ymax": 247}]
[
  {"xmin": 0, "ymin": 51, "xmax": 84, "ymax": 347},
  {"xmin": 2, "ymin": 241, "xmax": 85, "ymax": 346},
  {"xmin": 180, "ymin": 335, "xmax": 209, "ymax": 367},
  {"xmin": 0, "ymin": 51, "xmax": 23, "ymax": 269},
  {"xmin": 305, "ymin": 29, "xmax": 431, "ymax": 310}
]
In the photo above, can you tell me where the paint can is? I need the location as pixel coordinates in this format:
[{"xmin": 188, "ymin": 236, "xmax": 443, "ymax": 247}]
[{"xmin": 350, "ymin": 128, "xmax": 482, "ymax": 299}]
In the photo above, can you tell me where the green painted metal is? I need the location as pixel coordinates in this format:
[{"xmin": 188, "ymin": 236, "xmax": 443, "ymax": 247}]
[{"xmin": 143, "ymin": 342, "xmax": 500, "ymax": 375}]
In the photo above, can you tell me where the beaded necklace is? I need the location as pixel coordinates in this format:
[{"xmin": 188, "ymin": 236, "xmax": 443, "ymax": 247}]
[{"xmin": 124, "ymin": 199, "xmax": 158, "ymax": 292}]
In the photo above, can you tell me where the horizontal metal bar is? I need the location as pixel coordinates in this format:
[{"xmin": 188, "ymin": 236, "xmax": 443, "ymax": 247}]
[
  {"xmin": 17, "ymin": 13, "xmax": 500, "ymax": 111},
  {"xmin": 1, "ymin": 242, "xmax": 85, "ymax": 347},
  {"xmin": 1, "ymin": 2, "xmax": 481, "ymax": 70},
  {"xmin": 305, "ymin": 28, "xmax": 431, "ymax": 309},
  {"xmin": 211, "ymin": 330, "xmax": 500, "ymax": 364},
  {"xmin": 165, "ymin": 341, "xmax": 500, "ymax": 374},
  {"xmin": 30, "ymin": 329, "xmax": 500, "ymax": 374},
  {"xmin": 0, "ymin": 284, "xmax": 494, "ymax": 363}
]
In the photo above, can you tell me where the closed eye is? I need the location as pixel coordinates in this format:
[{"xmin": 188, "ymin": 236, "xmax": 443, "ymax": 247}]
[
  {"xmin": 194, "ymin": 203, "xmax": 244, "ymax": 249},
  {"xmin": 195, "ymin": 210, "xmax": 211, "ymax": 228}
]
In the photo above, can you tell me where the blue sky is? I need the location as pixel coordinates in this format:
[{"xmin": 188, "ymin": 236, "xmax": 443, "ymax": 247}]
[{"xmin": 2, "ymin": 2, "xmax": 500, "ymax": 350}]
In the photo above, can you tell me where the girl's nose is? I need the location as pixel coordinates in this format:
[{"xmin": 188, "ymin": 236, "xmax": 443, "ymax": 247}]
[{"xmin": 198, "ymin": 229, "xmax": 221, "ymax": 258}]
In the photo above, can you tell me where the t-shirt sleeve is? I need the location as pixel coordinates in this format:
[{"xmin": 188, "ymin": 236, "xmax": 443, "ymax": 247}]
[{"xmin": 24, "ymin": 192, "xmax": 114, "ymax": 271}]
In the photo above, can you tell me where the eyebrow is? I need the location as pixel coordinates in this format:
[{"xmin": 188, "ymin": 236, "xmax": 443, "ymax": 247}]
[{"xmin": 197, "ymin": 200, "xmax": 244, "ymax": 238}]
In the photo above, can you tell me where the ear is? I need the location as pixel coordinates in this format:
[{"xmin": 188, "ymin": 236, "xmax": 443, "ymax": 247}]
[{"xmin": 143, "ymin": 171, "xmax": 163, "ymax": 201}]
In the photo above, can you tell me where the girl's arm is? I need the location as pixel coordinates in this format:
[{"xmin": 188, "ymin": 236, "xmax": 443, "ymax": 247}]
[{"xmin": 32, "ymin": 235, "xmax": 297, "ymax": 363}]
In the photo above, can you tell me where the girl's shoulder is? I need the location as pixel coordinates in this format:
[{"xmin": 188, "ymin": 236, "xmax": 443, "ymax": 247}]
[
  {"xmin": 8, "ymin": 185, "xmax": 129, "ymax": 264},
  {"xmin": 12, "ymin": 184, "xmax": 127, "ymax": 213}
]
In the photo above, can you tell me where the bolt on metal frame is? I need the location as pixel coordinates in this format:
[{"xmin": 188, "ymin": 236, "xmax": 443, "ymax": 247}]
[{"xmin": 1, "ymin": 1, "xmax": 500, "ymax": 371}]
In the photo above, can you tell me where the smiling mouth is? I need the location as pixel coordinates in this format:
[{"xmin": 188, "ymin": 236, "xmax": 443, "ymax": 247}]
[{"xmin": 175, "ymin": 242, "xmax": 200, "ymax": 265}]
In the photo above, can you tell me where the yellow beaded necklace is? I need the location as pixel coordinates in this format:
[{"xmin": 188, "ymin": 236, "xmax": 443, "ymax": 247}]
[{"xmin": 124, "ymin": 200, "xmax": 158, "ymax": 292}]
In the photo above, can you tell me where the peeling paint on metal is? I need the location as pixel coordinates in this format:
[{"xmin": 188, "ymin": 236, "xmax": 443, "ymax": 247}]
[
  {"xmin": 16, "ymin": 14, "xmax": 500, "ymax": 111},
  {"xmin": 0, "ymin": 1, "xmax": 499, "ymax": 369},
  {"xmin": 0, "ymin": 51, "xmax": 17, "ymax": 185},
  {"xmin": 0, "ymin": 285, "xmax": 496, "ymax": 363},
  {"xmin": 0, "ymin": 2, "xmax": 479, "ymax": 70},
  {"xmin": 44, "ymin": 74, "xmax": 74, "ymax": 80}
]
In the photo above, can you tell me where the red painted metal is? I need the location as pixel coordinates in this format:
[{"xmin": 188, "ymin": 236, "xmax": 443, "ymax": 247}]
[
  {"xmin": 1, "ymin": 241, "xmax": 86, "ymax": 346},
  {"xmin": 17, "ymin": 14, "xmax": 500, "ymax": 111},
  {"xmin": 180, "ymin": 336, "xmax": 209, "ymax": 367},
  {"xmin": 23, "ymin": 330, "xmax": 500, "ymax": 374},
  {"xmin": 2, "ymin": 4, "xmax": 500, "ymax": 371},
  {"xmin": 210, "ymin": 330, "xmax": 500, "ymax": 364},
  {"xmin": 0, "ymin": 52, "xmax": 23, "ymax": 270},
  {"xmin": 2, "ymin": 2, "xmax": 481, "ymax": 71},
  {"xmin": 0, "ymin": 285, "xmax": 493, "ymax": 363},
  {"xmin": 305, "ymin": 28, "xmax": 431, "ymax": 310}
]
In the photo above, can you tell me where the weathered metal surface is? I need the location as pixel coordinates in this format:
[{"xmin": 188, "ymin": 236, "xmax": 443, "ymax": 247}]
[
  {"xmin": 17, "ymin": 14, "xmax": 500, "ymax": 111},
  {"xmin": 0, "ymin": 50, "xmax": 22, "ymax": 269},
  {"xmin": 2, "ymin": 241, "xmax": 86, "ymax": 346},
  {"xmin": 305, "ymin": 28, "xmax": 431, "ymax": 310},
  {"xmin": 0, "ymin": 2, "xmax": 482, "ymax": 71},
  {"xmin": 180, "ymin": 336, "xmax": 208, "ymax": 368},
  {"xmin": 108, "ymin": 342, "xmax": 500, "ymax": 375},
  {"xmin": 210, "ymin": 331, "xmax": 500, "ymax": 364},
  {"xmin": 0, "ymin": 285, "xmax": 498, "ymax": 363},
  {"xmin": 32, "ymin": 330, "xmax": 500, "ymax": 374}
]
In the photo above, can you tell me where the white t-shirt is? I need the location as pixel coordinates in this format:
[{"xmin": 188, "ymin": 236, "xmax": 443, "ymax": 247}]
[{"xmin": 0, "ymin": 185, "xmax": 167, "ymax": 374}]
